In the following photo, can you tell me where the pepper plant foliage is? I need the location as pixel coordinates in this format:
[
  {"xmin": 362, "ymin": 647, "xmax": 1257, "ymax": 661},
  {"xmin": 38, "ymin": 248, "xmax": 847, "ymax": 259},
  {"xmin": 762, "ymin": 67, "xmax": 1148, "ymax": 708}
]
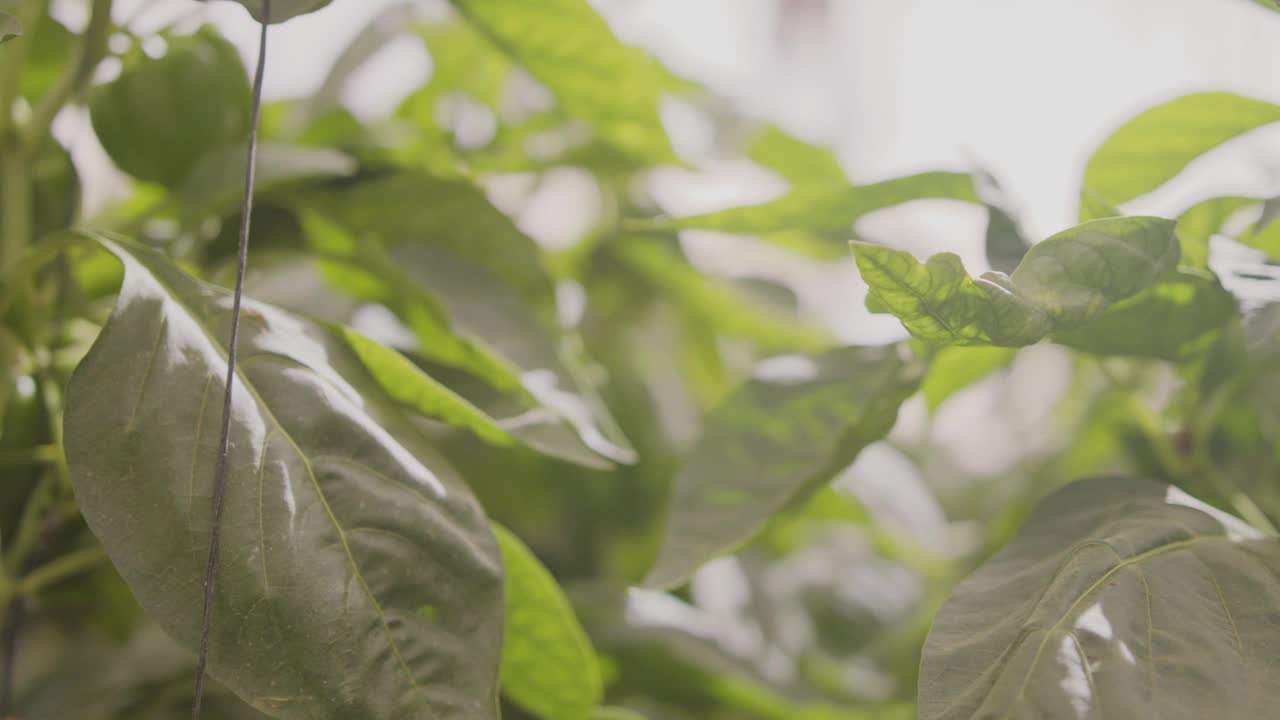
[{"xmin": 4, "ymin": 0, "xmax": 1280, "ymax": 718}]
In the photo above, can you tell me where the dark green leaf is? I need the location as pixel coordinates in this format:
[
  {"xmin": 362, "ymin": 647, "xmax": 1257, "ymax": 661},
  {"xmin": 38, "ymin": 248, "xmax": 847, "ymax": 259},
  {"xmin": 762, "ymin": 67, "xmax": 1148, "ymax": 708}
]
[
  {"xmin": 1174, "ymin": 195, "xmax": 1259, "ymax": 269},
  {"xmin": 18, "ymin": 12, "xmax": 74, "ymax": 100},
  {"xmin": 644, "ymin": 344, "xmax": 925, "ymax": 589},
  {"xmin": 853, "ymin": 217, "xmax": 1180, "ymax": 348},
  {"xmin": 1083, "ymin": 92, "xmax": 1280, "ymax": 205},
  {"xmin": 920, "ymin": 476, "xmax": 1280, "ymax": 720},
  {"xmin": 976, "ymin": 170, "xmax": 1031, "ymax": 275},
  {"xmin": 496, "ymin": 523, "xmax": 602, "ymax": 720},
  {"xmin": 1053, "ymin": 270, "xmax": 1238, "ymax": 360},
  {"xmin": 224, "ymin": 0, "xmax": 334, "ymax": 24},
  {"xmin": 450, "ymin": 0, "xmax": 676, "ymax": 163},
  {"xmin": 89, "ymin": 26, "xmax": 250, "ymax": 186},
  {"xmin": 64, "ymin": 236, "xmax": 504, "ymax": 719},
  {"xmin": 920, "ymin": 346, "xmax": 1017, "ymax": 411}
]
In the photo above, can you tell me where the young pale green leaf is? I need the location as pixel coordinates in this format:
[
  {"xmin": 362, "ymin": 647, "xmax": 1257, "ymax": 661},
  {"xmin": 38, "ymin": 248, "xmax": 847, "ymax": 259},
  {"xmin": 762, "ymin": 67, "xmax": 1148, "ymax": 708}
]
[
  {"xmin": 920, "ymin": 476, "xmax": 1280, "ymax": 720},
  {"xmin": 644, "ymin": 344, "xmax": 925, "ymax": 589},
  {"xmin": 221, "ymin": 0, "xmax": 333, "ymax": 23},
  {"xmin": 613, "ymin": 239, "xmax": 832, "ymax": 353},
  {"xmin": 63, "ymin": 236, "xmax": 504, "ymax": 719},
  {"xmin": 1052, "ymin": 270, "xmax": 1238, "ymax": 360},
  {"xmin": 495, "ymin": 524, "xmax": 602, "ymax": 720},
  {"xmin": 920, "ymin": 346, "xmax": 1018, "ymax": 411},
  {"xmin": 340, "ymin": 326, "xmax": 512, "ymax": 447},
  {"xmin": 1174, "ymin": 196, "xmax": 1259, "ymax": 269},
  {"xmin": 745, "ymin": 125, "xmax": 847, "ymax": 185},
  {"xmin": 449, "ymin": 0, "xmax": 676, "ymax": 163},
  {"xmin": 638, "ymin": 172, "xmax": 979, "ymax": 256},
  {"xmin": 854, "ymin": 217, "xmax": 1180, "ymax": 351},
  {"xmin": 0, "ymin": 11, "xmax": 19, "ymax": 43},
  {"xmin": 1083, "ymin": 92, "xmax": 1280, "ymax": 205},
  {"xmin": 89, "ymin": 26, "xmax": 251, "ymax": 186}
]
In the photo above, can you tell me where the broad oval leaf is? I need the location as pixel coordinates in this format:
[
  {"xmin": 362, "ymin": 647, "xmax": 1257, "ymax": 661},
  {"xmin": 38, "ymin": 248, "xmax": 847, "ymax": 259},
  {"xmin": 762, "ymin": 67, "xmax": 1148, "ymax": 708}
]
[
  {"xmin": 644, "ymin": 344, "xmax": 924, "ymax": 589},
  {"xmin": 223, "ymin": 0, "xmax": 334, "ymax": 24},
  {"xmin": 496, "ymin": 524, "xmax": 602, "ymax": 720},
  {"xmin": 450, "ymin": 0, "xmax": 676, "ymax": 163},
  {"xmin": 1083, "ymin": 92, "xmax": 1280, "ymax": 205},
  {"xmin": 1174, "ymin": 195, "xmax": 1260, "ymax": 269},
  {"xmin": 64, "ymin": 236, "xmax": 504, "ymax": 719},
  {"xmin": 183, "ymin": 142, "xmax": 356, "ymax": 223},
  {"xmin": 920, "ymin": 476, "xmax": 1280, "ymax": 720}
]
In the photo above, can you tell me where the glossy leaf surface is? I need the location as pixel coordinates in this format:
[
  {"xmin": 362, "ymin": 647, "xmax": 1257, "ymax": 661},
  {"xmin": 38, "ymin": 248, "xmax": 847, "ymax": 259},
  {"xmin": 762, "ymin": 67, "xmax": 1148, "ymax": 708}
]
[
  {"xmin": 496, "ymin": 524, "xmax": 602, "ymax": 720},
  {"xmin": 853, "ymin": 217, "xmax": 1179, "ymax": 348},
  {"xmin": 645, "ymin": 344, "xmax": 924, "ymax": 589},
  {"xmin": 450, "ymin": 0, "xmax": 676, "ymax": 162},
  {"xmin": 64, "ymin": 236, "xmax": 504, "ymax": 719},
  {"xmin": 1083, "ymin": 92, "xmax": 1280, "ymax": 205},
  {"xmin": 920, "ymin": 476, "xmax": 1280, "ymax": 720}
]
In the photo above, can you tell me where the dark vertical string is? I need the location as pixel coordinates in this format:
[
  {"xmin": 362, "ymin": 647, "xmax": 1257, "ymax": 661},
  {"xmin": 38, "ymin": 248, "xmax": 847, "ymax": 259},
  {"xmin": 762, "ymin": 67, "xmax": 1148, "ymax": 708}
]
[{"xmin": 191, "ymin": 2, "xmax": 270, "ymax": 717}]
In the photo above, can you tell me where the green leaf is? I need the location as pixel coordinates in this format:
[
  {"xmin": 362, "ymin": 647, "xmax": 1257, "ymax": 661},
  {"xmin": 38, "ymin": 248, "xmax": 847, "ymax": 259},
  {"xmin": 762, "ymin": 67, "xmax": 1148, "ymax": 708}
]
[
  {"xmin": 19, "ymin": 12, "xmax": 75, "ymax": 100},
  {"xmin": 1078, "ymin": 188, "xmax": 1122, "ymax": 223},
  {"xmin": 745, "ymin": 125, "xmax": 846, "ymax": 185},
  {"xmin": 1083, "ymin": 92, "xmax": 1280, "ymax": 205},
  {"xmin": 450, "ymin": 0, "xmax": 676, "ymax": 163},
  {"xmin": 182, "ymin": 141, "xmax": 356, "ymax": 223},
  {"xmin": 920, "ymin": 346, "xmax": 1017, "ymax": 411},
  {"xmin": 64, "ymin": 236, "xmax": 504, "ymax": 719},
  {"xmin": 1052, "ymin": 270, "xmax": 1238, "ymax": 360},
  {"xmin": 644, "ymin": 344, "xmax": 925, "ymax": 589},
  {"xmin": 613, "ymin": 238, "xmax": 832, "ymax": 353},
  {"xmin": 89, "ymin": 26, "xmax": 251, "ymax": 186},
  {"xmin": 0, "ymin": 11, "xmax": 20, "ymax": 44},
  {"xmin": 919, "ymin": 476, "xmax": 1280, "ymax": 720},
  {"xmin": 1174, "ymin": 195, "xmax": 1259, "ymax": 269},
  {"xmin": 637, "ymin": 171, "xmax": 979, "ymax": 256},
  {"xmin": 224, "ymin": 0, "xmax": 334, "ymax": 23},
  {"xmin": 853, "ymin": 216, "xmax": 1180, "ymax": 349},
  {"xmin": 496, "ymin": 523, "xmax": 602, "ymax": 720},
  {"xmin": 976, "ymin": 170, "xmax": 1031, "ymax": 275},
  {"xmin": 340, "ymin": 326, "xmax": 513, "ymax": 447}
]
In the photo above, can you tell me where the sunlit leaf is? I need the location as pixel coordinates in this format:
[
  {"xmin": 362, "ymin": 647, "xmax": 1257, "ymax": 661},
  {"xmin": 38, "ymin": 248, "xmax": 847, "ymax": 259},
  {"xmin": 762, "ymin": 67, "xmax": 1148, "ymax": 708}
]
[
  {"xmin": 613, "ymin": 238, "xmax": 832, "ymax": 353},
  {"xmin": 341, "ymin": 326, "xmax": 513, "ymax": 447},
  {"xmin": 1083, "ymin": 92, "xmax": 1280, "ymax": 205},
  {"xmin": 1053, "ymin": 270, "xmax": 1238, "ymax": 360},
  {"xmin": 745, "ymin": 125, "xmax": 846, "ymax": 185},
  {"xmin": 644, "ymin": 344, "xmax": 924, "ymax": 589},
  {"xmin": 450, "ymin": 0, "xmax": 676, "ymax": 163},
  {"xmin": 64, "ymin": 235, "xmax": 504, "ymax": 719},
  {"xmin": 638, "ymin": 172, "xmax": 979, "ymax": 257},
  {"xmin": 920, "ymin": 476, "xmax": 1280, "ymax": 720},
  {"xmin": 1174, "ymin": 195, "xmax": 1259, "ymax": 269},
  {"xmin": 1078, "ymin": 188, "xmax": 1122, "ymax": 223},
  {"xmin": 853, "ymin": 216, "xmax": 1180, "ymax": 349},
  {"xmin": 496, "ymin": 523, "xmax": 602, "ymax": 720},
  {"xmin": 920, "ymin": 346, "xmax": 1017, "ymax": 411},
  {"xmin": 590, "ymin": 707, "xmax": 647, "ymax": 720}
]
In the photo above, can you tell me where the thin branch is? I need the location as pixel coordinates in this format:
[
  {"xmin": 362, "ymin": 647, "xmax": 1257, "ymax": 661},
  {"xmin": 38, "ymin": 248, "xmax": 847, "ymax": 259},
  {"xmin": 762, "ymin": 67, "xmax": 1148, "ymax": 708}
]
[{"xmin": 191, "ymin": 3, "xmax": 270, "ymax": 718}]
